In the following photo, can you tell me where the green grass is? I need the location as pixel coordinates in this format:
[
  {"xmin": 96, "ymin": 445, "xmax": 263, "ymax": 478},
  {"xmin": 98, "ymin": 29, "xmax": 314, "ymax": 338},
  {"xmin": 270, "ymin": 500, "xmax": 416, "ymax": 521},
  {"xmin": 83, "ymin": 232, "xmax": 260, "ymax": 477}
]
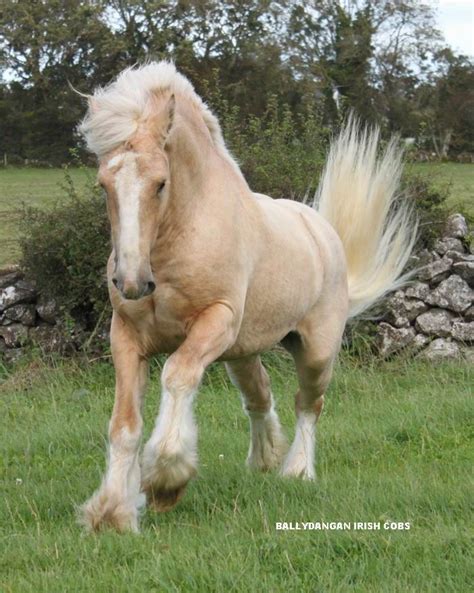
[
  {"xmin": 0, "ymin": 162, "xmax": 472, "ymax": 267},
  {"xmin": 0, "ymin": 167, "xmax": 93, "ymax": 266},
  {"xmin": 1, "ymin": 354, "xmax": 472, "ymax": 592},
  {"xmin": 409, "ymin": 162, "xmax": 474, "ymax": 217}
]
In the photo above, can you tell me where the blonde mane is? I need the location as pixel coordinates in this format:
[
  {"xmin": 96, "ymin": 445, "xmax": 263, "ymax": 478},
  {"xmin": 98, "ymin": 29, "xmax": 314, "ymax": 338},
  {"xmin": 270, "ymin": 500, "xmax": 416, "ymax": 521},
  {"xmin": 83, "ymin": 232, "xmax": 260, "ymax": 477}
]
[{"xmin": 79, "ymin": 61, "xmax": 232, "ymax": 163}]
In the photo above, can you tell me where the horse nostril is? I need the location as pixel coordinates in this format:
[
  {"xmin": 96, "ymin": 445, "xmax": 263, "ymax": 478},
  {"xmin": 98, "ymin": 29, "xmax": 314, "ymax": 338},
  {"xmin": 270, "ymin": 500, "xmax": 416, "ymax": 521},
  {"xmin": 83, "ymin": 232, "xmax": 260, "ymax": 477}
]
[
  {"xmin": 112, "ymin": 277, "xmax": 118, "ymax": 288},
  {"xmin": 147, "ymin": 281, "xmax": 156, "ymax": 294}
]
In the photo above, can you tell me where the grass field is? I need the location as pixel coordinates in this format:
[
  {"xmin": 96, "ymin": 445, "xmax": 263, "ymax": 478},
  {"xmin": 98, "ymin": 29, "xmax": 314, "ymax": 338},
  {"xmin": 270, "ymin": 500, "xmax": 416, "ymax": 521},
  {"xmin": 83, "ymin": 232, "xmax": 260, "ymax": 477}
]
[
  {"xmin": 0, "ymin": 163, "xmax": 472, "ymax": 267},
  {"xmin": 0, "ymin": 167, "xmax": 92, "ymax": 266},
  {"xmin": 1, "ymin": 353, "xmax": 472, "ymax": 592},
  {"xmin": 409, "ymin": 162, "xmax": 474, "ymax": 216}
]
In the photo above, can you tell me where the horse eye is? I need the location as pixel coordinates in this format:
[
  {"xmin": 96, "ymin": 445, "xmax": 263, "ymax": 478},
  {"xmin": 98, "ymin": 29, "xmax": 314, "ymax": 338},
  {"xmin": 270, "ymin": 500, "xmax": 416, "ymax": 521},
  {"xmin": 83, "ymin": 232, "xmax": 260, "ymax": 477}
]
[{"xmin": 157, "ymin": 181, "xmax": 166, "ymax": 195}]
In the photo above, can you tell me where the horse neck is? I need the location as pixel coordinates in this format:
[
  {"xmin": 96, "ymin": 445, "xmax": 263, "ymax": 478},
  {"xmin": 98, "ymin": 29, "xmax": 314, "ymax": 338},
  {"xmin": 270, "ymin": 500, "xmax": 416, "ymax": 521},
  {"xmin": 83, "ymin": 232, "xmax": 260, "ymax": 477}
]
[{"xmin": 166, "ymin": 110, "xmax": 248, "ymax": 217}]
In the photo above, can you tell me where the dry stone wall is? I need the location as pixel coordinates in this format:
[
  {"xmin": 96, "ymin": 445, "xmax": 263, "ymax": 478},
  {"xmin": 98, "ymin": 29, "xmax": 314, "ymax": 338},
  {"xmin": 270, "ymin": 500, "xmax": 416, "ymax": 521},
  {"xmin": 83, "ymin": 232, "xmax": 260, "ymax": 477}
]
[
  {"xmin": 376, "ymin": 214, "xmax": 473, "ymax": 361},
  {"xmin": 0, "ymin": 268, "xmax": 105, "ymax": 363},
  {"xmin": 0, "ymin": 213, "xmax": 472, "ymax": 364}
]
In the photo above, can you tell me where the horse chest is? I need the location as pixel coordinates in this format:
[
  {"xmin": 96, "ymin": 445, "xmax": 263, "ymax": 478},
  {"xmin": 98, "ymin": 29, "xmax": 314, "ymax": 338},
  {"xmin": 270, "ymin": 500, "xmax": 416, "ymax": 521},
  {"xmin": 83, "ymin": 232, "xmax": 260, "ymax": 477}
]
[{"xmin": 115, "ymin": 282, "xmax": 211, "ymax": 355}]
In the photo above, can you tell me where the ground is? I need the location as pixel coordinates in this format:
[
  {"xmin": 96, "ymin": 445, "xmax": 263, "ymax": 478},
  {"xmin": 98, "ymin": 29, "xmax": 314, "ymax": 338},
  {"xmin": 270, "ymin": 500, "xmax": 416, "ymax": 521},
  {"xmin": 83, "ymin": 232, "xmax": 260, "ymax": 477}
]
[
  {"xmin": 0, "ymin": 353, "xmax": 472, "ymax": 592},
  {"xmin": 0, "ymin": 163, "xmax": 473, "ymax": 267}
]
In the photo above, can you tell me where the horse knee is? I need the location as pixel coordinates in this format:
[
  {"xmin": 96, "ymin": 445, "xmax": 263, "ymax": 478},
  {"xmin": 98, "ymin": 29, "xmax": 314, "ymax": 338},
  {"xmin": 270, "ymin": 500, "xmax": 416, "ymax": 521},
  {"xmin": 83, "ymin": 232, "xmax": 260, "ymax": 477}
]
[
  {"xmin": 162, "ymin": 354, "xmax": 204, "ymax": 395},
  {"xmin": 108, "ymin": 421, "xmax": 142, "ymax": 455},
  {"xmin": 295, "ymin": 389, "xmax": 324, "ymax": 415},
  {"xmin": 299, "ymin": 351, "xmax": 334, "ymax": 388}
]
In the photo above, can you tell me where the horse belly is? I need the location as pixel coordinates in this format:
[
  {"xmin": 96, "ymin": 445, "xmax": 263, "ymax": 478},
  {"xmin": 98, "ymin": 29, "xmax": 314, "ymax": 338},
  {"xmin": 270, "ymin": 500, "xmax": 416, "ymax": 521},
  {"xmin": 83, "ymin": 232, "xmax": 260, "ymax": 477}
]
[
  {"xmin": 221, "ymin": 198, "xmax": 336, "ymax": 358},
  {"xmin": 224, "ymin": 256, "xmax": 321, "ymax": 358}
]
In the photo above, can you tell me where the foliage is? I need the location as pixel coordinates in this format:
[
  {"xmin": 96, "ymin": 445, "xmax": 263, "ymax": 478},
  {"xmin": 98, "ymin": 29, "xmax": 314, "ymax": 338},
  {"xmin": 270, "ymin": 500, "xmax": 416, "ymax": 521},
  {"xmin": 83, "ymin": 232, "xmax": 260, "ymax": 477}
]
[
  {"xmin": 1, "ymin": 0, "xmax": 473, "ymax": 163},
  {"xmin": 209, "ymin": 84, "xmax": 330, "ymax": 198},
  {"xmin": 401, "ymin": 172, "xmax": 452, "ymax": 251},
  {"xmin": 417, "ymin": 51, "xmax": 474, "ymax": 158},
  {"xmin": 0, "ymin": 0, "xmax": 125, "ymax": 164},
  {"xmin": 239, "ymin": 101, "xmax": 329, "ymax": 199},
  {"xmin": 18, "ymin": 167, "xmax": 110, "ymax": 327}
]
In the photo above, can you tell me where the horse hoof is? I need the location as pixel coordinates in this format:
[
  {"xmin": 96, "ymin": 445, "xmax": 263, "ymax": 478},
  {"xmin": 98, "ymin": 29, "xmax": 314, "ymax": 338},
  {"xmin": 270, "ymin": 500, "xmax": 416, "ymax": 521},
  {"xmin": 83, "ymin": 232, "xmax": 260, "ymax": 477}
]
[
  {"xmin": 79, "ymin": 491, "xmax": 140, "ymax": 533},
  {"xmin": 146, "ymin": 484, "xmax": 187, "ymax": 512}
]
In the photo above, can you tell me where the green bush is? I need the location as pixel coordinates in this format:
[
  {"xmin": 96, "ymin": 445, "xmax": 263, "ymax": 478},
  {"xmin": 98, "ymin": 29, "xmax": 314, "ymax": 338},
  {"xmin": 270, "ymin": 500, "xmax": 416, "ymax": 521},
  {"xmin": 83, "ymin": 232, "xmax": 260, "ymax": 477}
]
[
  {"xmin": 19, "ymin": 168, "xmax": 110, "ymax": 328},
  {"xmin": 401, "ymin": 173, "xmax": 452, "ymax": 250},
  {"xmin": 211, "ymin": 84, "xmax": 453, "ymax": 249},
  {"xmin": 227, "ymin": 98, "xmax": 329, "ymax": 199},
  {"xmin": 205, "ymin": 79, "xmax": 330, "ymax": 199}
]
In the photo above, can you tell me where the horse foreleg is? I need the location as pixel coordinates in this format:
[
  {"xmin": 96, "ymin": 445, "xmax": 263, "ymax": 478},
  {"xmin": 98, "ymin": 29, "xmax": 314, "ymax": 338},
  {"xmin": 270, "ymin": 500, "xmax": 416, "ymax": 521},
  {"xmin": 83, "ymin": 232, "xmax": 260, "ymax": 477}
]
[
  {"xmin": 80, "ymin": 314, "xmax": 148, "ymax": 532},
  {"xmin": 142, "ymin": 302, "xmax": 237, "ymax": 512},
  {"xmin": 225, "ymin": 355, "xmax": 287, "ymax": 471}
]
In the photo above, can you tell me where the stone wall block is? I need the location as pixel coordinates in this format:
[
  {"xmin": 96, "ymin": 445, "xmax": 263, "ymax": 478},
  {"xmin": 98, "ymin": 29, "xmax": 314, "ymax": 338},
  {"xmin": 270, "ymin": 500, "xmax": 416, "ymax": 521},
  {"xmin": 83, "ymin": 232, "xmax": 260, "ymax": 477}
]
[
  {"xmin": 424, "ymin": 275, "xmax": 473, "ymax": 313},
  {"xmin": 0, "ymin": 280, "xmax": 37, "ymax": 312},
  {"xmin": 386, "ymin": 292, "xmax": 428, "ymax": 327},
  {"xmin": 418, "ymin": 338, "xmax": 460, "ymax": 361},
  {"xmin": 36, "ymin": 296, "xmax": 59, "ymax": 325},
  {"xmin": 451, "ymin": 321, "xmax": 474, "ymax": 343},
  {"xmin": 376, "ymin": 323, "xmax": 416, "ymax": 357},
  {"xmin": 404, "ymin": 282, "xmax": 430, "ymax": 300},
  {"xmin": 443, "ymin": 213, "xmax": 468, "ymax": 239},
  {"xmin": 0, "ymin": 270, "xmax": 23, "ymax": 289},
  {"xmin": 417, "ymin": 257, "xmax": 453, "ymax": 284},
  {"xmin": 415, "ymin": 308, "xmax": 456, "ymax": 337},
  {"xmin": 1, "ymin": 304, "xmax": 36, "ymax": 326},
  {"xmin": 0, "ymin": 324, "xmax": 29, "ymax": 347},
  {"xmin": 452, "ymin": 261, "xmax": 474, "ymax": 286},
  {"xmin": 434, "ymin": 237, "xmax": 464, "ymax": 255}
]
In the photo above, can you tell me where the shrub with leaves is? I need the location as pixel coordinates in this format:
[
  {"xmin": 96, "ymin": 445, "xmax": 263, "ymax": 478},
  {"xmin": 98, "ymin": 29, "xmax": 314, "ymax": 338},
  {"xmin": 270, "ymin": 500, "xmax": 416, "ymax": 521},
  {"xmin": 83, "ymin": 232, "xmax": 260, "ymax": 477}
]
[
  {"xmin": 211, "ymin": 85, "xmax": 454, "ymax": 250},
  {"xmin": 19, "ymin": 168, "xmax": 110, "ymax": 328},
  {"xmin": 401, "ymin": 173, "xmax": 452, "ymax": 250},
  {"xmin": 229, "ymin": 98, "xmax": 329, "ymax": 200},
  {"xmin": 205, "ymin": 76, "xmax": 330, "ymax": 199}
]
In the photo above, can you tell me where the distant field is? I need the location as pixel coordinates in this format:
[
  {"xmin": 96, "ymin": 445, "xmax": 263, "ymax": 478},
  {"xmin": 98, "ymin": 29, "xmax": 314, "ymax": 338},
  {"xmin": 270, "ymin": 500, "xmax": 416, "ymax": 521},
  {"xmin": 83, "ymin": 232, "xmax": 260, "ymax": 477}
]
[
  {"xmin": 408, "ymin": 162, "xmax": 474, "ymax": 217},
  {"xmin": 0, "ymin": 163, "xmax": 472, "ymax": 267},
  {"xmin": 0, "ymin": 167, "xmax": 93, "ymax": 266}
]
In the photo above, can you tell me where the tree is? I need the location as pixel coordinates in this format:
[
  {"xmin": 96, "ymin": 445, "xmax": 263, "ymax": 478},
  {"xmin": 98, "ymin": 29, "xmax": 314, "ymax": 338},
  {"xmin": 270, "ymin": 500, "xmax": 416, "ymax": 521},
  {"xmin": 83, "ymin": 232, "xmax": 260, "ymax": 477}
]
[
  {"xmin": 0, "ymin": 0, "xmax": 471, "ymax": 162},
  {"xmin": 417, "ymin": 51, "xmax": 474, "ymax": 158},
  {"xmin": 0, "ymin": 0, "xmax": 126, "ymax": 161}
]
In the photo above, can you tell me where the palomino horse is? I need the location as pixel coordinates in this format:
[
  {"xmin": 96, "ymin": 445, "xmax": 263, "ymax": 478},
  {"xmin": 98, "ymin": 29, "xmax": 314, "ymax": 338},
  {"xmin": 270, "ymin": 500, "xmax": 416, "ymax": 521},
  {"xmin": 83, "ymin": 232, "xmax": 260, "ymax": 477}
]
[{"xmin": 79, "ymin": 62, "xmax": 415, "ymax": 532}]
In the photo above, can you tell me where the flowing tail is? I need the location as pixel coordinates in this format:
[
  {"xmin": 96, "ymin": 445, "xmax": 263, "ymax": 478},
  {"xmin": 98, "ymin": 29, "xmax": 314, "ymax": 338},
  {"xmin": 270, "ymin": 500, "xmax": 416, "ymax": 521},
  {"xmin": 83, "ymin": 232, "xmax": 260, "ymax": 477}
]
[{"xmin": 315, "ymin": 117, "xmax": 417, "ymax": 318}]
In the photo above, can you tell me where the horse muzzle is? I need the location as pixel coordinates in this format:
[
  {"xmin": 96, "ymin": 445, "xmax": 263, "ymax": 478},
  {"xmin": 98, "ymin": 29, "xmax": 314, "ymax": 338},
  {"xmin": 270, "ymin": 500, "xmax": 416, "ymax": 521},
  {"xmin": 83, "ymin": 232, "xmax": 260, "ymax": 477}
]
[{"xmin": 112, "ymin": 274, "xmax": 156, "ymax": 300}]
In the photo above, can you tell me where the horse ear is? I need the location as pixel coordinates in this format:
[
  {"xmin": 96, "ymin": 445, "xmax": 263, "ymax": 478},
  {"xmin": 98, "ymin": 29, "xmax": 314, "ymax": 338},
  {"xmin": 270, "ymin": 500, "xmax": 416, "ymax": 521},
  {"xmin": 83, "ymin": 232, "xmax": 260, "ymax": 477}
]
[{"xmin": 146, "ymin": 92, "xmax": 175, "ymax": 146}]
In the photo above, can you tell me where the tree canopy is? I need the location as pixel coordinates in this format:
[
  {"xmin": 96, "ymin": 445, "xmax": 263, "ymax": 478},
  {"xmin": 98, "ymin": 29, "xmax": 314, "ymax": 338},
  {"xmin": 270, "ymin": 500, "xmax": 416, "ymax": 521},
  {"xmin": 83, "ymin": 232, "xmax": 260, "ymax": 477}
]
[{"xmin": 1, "ymin": 0, "xmax": 472, "ymax": 163}]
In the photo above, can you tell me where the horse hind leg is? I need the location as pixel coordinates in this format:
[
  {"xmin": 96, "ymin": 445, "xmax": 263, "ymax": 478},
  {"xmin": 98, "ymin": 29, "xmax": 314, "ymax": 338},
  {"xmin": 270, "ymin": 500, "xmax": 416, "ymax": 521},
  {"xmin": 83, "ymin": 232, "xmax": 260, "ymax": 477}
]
[
  {"xmin": 225, "ymin": 355, "xmax": 287, "ymax": 471},
  {"xmin": 281, "ymin": 309, "xmax": 345, "ymax": 480}
]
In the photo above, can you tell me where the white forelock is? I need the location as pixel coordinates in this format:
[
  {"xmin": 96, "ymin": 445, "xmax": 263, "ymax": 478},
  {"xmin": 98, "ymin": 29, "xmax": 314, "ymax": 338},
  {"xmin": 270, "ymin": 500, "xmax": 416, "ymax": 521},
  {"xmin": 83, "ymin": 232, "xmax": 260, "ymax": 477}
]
[{"xmin": 79, "ymin": 61, "xmax": 227, "ymax": 158}]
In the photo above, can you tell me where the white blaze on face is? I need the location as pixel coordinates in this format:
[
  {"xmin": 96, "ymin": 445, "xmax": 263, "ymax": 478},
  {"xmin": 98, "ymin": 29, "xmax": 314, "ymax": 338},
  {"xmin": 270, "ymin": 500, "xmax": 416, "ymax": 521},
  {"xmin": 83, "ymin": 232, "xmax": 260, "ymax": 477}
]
[{"xmin": 110, "ymin": 153, "xmax": 143, "ymax": 276}]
